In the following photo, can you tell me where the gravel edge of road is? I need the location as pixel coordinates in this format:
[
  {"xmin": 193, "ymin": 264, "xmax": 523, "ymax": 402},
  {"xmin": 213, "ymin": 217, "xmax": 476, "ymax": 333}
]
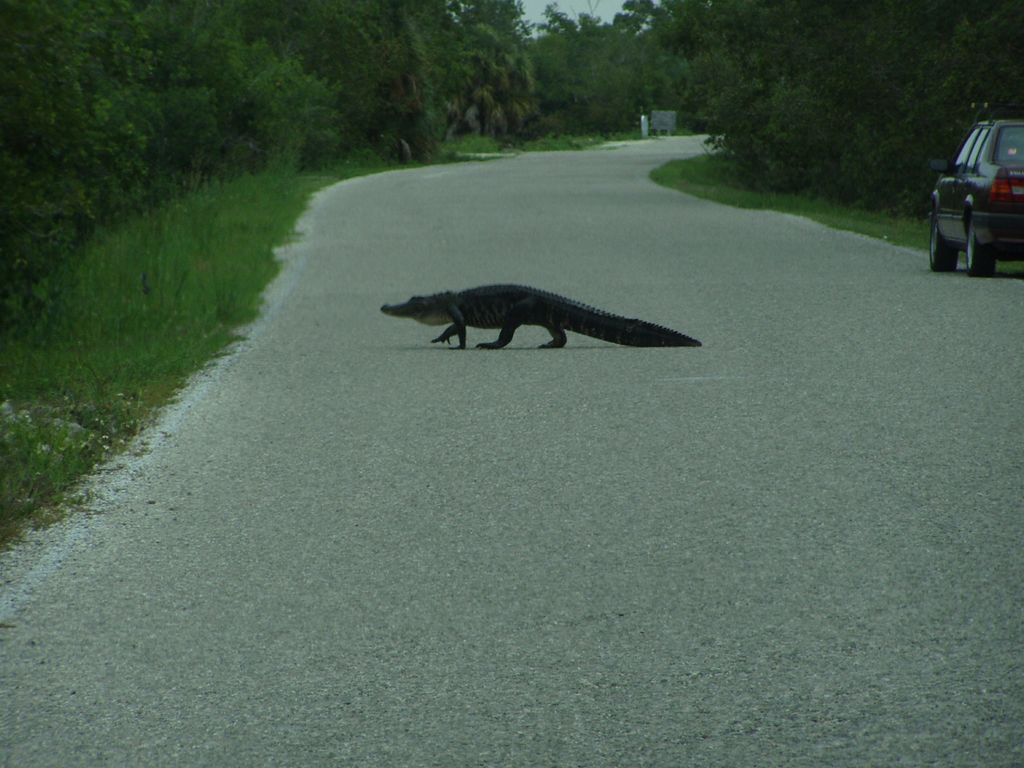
[{"xmin": 0, "ymin": 181, "xmax": 347, "ymax": 623}]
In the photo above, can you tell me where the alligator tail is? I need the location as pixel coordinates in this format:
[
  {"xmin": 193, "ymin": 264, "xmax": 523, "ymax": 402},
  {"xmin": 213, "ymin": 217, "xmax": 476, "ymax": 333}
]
[
  {"xmin": 563, "ymin": 305, "xmax": 701, "ymax": 347},
  {"xmin": 615, "ymin": 318, "xmax": 702, "ymax": 347}
]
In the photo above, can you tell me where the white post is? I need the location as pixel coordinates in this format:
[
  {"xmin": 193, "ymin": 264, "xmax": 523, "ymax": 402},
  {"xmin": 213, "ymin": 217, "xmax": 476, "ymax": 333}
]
[{"xmin": 640, "ymin": 114, "xmax": 649, "ymax": 139}]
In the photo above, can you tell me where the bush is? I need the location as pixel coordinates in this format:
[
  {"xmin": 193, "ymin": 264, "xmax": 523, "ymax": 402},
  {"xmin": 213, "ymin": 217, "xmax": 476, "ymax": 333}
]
[
  {"xmin": 0, "ymin": 0, "xmax": 150, "ymax": 331},
  {"xmin": 664, "ymin": 0, "xmax": 1024, "ymax": 215}
]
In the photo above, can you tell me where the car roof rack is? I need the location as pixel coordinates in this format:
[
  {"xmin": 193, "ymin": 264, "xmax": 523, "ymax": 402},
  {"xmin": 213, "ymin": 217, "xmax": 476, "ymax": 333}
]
[{"xmin": 972, "ymin": 102, "xmax": 1024, "ymax": 121}]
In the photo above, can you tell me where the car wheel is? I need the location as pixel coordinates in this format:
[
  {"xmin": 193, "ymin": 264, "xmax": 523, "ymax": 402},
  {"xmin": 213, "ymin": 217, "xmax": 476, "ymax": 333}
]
[
  {"xmin": 965, "ymin": 218, "xmax": 996, "ymax": 277},
  {"xmin": 929, "ymin": 210, "xmax": 958, "ymax": 272}
]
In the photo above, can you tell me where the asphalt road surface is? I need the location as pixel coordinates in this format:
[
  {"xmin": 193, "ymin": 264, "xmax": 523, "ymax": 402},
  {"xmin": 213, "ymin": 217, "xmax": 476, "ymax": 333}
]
[{"xmin": 2, "ymin": 137, "xmax": 1022, "ymax": 766}]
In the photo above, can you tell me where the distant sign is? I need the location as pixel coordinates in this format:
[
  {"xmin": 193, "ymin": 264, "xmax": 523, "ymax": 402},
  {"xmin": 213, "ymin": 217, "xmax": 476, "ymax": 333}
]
[{"xmin": 650, "ymin": 111, "xmax": 677, "ymax": 135}]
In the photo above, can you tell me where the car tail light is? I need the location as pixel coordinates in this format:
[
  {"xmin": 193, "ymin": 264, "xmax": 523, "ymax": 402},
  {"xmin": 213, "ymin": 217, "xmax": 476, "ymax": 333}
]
[{"xmin": 991, "ymin": 168, "xmax": 1024, "ymax": 203}]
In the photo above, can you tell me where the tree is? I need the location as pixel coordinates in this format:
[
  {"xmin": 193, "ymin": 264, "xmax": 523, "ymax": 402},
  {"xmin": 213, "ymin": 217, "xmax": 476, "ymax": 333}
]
[
  {"xmin": 657, "ymin": 0, "xmax": 1023, "ymax": 213},
  {"xmin": 528, "ymin": 4, "xmax": 685, "ymax": 136},
  {"xmin": 0, "ymin": 0, "xmax": 150, "ymax": 330},
  {"xmin": 444, "ymin": 0, "xmax": 535, "ymax": 139}
]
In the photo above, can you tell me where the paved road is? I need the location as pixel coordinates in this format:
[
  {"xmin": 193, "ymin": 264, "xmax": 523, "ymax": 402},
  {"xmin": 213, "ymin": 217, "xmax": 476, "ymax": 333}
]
[{"xmin": 2, "ymin": 137, "xmax": 1023, "ymax": 766}]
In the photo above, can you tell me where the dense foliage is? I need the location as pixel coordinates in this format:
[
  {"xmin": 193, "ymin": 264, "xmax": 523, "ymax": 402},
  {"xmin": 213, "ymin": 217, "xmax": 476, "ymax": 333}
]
[
  {"xmin": 3, "ymin": 0, "xmax": 1019, "ymax": 332},
  {"xmin": 0, "ymin": 0, "xmax": 537, "ymax": 333},
  {"xmin": 527, "ymin": 2, "xmax": 686, "ymax": 136},
  {"xmin": 660, "ymin": 0, "xmax": 1024, "ymax": 212}
]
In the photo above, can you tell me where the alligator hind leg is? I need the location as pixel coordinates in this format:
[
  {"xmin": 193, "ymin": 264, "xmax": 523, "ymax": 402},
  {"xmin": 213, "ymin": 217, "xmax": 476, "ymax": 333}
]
[
  {"xmin": 539, "ymin": 325, "xmax": 567, "ymax": 348},
  {"xmin": 477, "ymin": 299, "xmax": 534, "ymax": 349},
  {"xmin": 476, "ymin": 320, "xmax": 521, "ymax": 349}
]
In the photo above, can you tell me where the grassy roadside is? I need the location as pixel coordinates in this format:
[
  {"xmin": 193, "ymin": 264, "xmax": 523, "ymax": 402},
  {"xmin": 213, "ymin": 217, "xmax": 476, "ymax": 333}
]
[
  {"xmin": 521, "ymin": 134, "xmax": 635, "ymax": 151},
  {"xmin": 6, "ymin": 137, "xmax": 1016, "ymax": 547},
  {"xmin": 436, "ymin": 132, "xmax": 646, "ymax": 160},
  {"xmin": 0, "ymin": 158, "xmax": 389, "ymax": 547},
  {"xmin": 2, "ymin": 136, "xmax": 618, "ymax": 547},
  {"xmin": 653, "ymin": 153, "xmax": 1024, "ymax": 274},
  {"xmin": 651, "ymin": 153, "xmax": 931, "ymax": 250}
]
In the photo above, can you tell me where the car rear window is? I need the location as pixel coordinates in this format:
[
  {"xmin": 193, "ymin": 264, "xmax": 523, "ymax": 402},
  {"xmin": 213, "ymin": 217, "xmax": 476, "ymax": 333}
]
[{"xmin": 994, "ymin": 125, "xmax": 1024, "ymax": 165}]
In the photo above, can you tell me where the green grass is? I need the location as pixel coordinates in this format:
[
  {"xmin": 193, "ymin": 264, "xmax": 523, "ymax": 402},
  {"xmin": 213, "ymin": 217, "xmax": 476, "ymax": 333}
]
[
  {"xmin": 652, "ymin": 153, "xmax": 1024, "ymax": 275},
  {"xmin": 520, "ymin": 131, "xmax": 651, "ymax": 152},
  {"xmin": 651, "ymin": 153, "xmax": 930, "ymax": 250},
  {"xmin": 521, "ymin": 135, "xmax": 612, "ymax": 151},
  {"xmin": 435, "ymin": 134, "xmax": 511, "ymax": 160},
  {"xmin": 435, "ymin": 131, "xmax": 689, "ymax": 159},
  {"xmin": 436, "ymin": 131, "xmax": 658, "ymax": 157},
  {"xmin": 0, "ymin": 158, "xmax": 389, "ymax": 546}
]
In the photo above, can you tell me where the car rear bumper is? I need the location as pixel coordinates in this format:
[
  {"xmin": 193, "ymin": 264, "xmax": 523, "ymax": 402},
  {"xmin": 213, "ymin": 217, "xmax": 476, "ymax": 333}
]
[{"xmin": 972, "ymin": 211, "xmax": 1024, "ymax": 255}]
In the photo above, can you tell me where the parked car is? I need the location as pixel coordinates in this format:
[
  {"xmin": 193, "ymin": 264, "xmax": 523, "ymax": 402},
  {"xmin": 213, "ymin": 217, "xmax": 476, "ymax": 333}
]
[{"xmin": 928, "ymin": 108, "xmax": 1024, "ymax": 276}]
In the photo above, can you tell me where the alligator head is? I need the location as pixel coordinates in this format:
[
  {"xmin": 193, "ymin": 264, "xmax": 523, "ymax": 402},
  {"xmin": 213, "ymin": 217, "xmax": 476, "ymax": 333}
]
[{"xmin": 380, "ymin": 292, "xmax": 455, "ymax": 326}]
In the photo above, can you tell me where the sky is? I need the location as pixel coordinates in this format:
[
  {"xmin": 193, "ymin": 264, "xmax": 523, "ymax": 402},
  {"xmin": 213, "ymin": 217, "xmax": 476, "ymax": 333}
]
[{"xmin": 518, "ymin": 0, "xmax": 627, "ymax": 28}]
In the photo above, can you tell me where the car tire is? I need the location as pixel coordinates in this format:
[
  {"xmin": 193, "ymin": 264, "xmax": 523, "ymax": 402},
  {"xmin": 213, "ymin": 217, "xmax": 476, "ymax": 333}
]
[
  {"xmin": 965, "ymin": 218, "xmax": 996, "ymax": 277},
  {"xmin": 929, "ymin": 210, "xmax": 958, "ymax": 272}
]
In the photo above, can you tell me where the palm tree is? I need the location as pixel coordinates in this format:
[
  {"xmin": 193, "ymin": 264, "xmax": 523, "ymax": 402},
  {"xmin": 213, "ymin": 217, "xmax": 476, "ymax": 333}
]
[{"xmin": 446, "ymin": 22, "xmax": 535, "ymax": 138}]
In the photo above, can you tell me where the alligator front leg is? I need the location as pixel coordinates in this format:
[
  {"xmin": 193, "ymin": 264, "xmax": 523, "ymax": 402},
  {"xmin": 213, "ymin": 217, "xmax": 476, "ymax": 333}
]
[
  {"xmin": 430, "ymin": 305, "xmax": 467, "ymax": 348},
  {"xmin": 431, "ymin": 324, "xmax": 463, "ymax": 348}
]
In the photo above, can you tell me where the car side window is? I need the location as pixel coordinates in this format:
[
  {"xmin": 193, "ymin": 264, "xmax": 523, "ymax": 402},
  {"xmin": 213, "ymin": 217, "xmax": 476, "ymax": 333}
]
[
  {"xmin": 965, "ymin": 127, "xmax": 990, "ymax": 171},
  {"xmin": 954, "ymin": 127, "xmax": 982, "ymax": 171}
]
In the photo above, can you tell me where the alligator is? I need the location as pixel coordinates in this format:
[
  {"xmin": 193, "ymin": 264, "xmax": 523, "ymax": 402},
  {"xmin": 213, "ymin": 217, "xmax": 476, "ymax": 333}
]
[{"xmin": 380, "ymin": 284, "xmax": 701, "ymax": 349}]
